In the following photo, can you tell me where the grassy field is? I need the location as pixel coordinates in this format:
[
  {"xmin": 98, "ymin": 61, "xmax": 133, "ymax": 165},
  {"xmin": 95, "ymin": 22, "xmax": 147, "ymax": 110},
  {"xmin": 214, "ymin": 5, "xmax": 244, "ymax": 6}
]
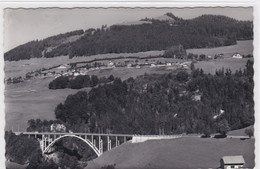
[
  {"xmin": 86, "ymin": 137, "xmax": 254, "ymax": 169},
  {"xmin": 194, "ymin": 58, "xmax": 252, "ymax": 74},
  {"xmin": 4, "ymin": 77, "xmax": 90, "ymax": 131},
  {"xmin": 190, "ymin": 40, "xmax": 253, "ymax": 74},
  {"xmin": 187, "ymin": 40, "xmax": 253, "ymax": 58},
  {"xmin": 227, "ymin": 125, "xmax": 254, "ymax": 137}
]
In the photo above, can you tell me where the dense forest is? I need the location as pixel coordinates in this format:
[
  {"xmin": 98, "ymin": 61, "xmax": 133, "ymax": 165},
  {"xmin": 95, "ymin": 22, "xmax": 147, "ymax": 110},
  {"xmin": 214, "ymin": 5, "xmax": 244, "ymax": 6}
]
[
  {"xmin": 4, "ymin": 13, "xmax": 253, "ymax": 61},
  {"xmin": 45, "ymin": 60, "xmax": 254, "ymax": 135}
]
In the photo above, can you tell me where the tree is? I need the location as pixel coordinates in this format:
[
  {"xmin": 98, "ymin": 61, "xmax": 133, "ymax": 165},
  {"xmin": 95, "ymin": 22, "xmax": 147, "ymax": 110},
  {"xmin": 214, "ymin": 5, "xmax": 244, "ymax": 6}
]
[
  {"xmin": 245, "ymin": 128, "xmax": 253, "ymax": 138},
  {"xmin": 176, "ymin": 70, "xmax": 189, "ymax": 82},
  {"xmin": 190, "ymin": 62, "xmax": 195, "ymax": 71},
  {"xmin": 215, "ymin": 119, "xmax": 230, "ymax": 136}
]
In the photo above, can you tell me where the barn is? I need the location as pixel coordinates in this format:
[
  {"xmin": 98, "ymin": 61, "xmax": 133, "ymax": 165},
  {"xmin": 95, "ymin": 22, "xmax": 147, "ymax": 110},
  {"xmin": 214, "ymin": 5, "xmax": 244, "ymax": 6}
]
[{"xmin": 220, "ymin": 155, "xmax": 245, "ymax": 169}]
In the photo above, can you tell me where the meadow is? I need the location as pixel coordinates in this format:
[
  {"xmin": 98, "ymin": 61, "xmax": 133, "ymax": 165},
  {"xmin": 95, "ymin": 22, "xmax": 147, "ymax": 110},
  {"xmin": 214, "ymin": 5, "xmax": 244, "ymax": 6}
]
[{"xmin": 86, "ymin": 137, "xmax": 254, "ymax": 169}]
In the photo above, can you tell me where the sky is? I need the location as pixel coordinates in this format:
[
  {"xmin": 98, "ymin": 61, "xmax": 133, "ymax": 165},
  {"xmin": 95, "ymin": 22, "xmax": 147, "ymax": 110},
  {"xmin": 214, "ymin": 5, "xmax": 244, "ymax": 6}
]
[{"xmin": 4, "ymin": 7, "xmax": 253, "ymax": 52}]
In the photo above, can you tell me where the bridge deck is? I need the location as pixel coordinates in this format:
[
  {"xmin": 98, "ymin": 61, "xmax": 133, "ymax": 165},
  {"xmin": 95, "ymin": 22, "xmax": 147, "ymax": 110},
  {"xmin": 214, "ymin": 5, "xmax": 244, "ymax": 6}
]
[{"xmin": 16, "ymin": 132, "xmax": 134, "ymax": 137}]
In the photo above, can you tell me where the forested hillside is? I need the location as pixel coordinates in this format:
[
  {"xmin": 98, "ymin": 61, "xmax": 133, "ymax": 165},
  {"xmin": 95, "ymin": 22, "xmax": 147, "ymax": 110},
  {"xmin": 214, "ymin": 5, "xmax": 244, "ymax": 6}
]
[
  {"xmin": 4, "ymin": 13, "xmax": 253, "ymax": 61},
  {"xmin": 49, "ymin": 60, "xmax": 254, "ymax": 135}
]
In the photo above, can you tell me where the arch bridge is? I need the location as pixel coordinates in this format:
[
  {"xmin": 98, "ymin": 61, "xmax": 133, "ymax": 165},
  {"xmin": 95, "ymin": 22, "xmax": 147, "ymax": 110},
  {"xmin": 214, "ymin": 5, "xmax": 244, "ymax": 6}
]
[{"xmin": 17, "ymin": 132, "xmax": 133, "ymax": 156}]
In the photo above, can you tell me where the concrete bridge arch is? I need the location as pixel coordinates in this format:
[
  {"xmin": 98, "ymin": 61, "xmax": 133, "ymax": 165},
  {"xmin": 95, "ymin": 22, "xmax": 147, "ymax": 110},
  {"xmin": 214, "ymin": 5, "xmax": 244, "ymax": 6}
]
[{"xmin": 43, "ymin": 135, "xmax": 102, "ymax": 156}]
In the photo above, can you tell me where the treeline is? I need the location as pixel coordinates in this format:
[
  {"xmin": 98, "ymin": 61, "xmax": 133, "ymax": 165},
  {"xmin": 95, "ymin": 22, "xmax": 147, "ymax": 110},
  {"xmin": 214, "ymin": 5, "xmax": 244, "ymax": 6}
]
[
  {"xmin": 49, "ymin": 60, "xmax": 254, "ymax": 135},
  {"xmin": 4, "ymin": 30, "xmax": 84, "ymax": 61},
  {"xmin": 4, "ymin": 13, "xmax": 253, "ymax": 61},
  {"xmin": 26, "ymin": 119, "xmax": 63, "ymax": 132},
  {"xmin": 49, "ymin": 75, "xmax": 115, "ymax": 89}
]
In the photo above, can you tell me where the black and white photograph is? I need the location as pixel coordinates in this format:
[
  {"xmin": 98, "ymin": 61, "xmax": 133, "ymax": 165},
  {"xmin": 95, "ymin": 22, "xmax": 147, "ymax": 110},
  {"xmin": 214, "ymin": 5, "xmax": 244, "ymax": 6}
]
[{"xmin": 2, "ymin": 4, "xmax": 257, "ymax": 169}]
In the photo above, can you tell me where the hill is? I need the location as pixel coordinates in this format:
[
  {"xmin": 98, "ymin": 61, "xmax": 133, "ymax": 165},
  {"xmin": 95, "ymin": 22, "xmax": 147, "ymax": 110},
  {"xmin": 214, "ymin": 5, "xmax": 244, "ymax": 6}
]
[
  {"xmin": 86, "ymin": 137, "xmax": 254, "ymax": 169},
  {"xmin": 4, "ymin": 13, "xmax": 253, "ymax": 61}
]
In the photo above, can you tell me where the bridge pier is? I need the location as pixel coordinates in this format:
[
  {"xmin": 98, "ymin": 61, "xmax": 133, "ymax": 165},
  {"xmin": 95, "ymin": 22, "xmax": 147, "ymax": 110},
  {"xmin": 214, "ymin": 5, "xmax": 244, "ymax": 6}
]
[{"xmin": 115, "ymin": 136, "xmax": 118, "ymax": 147}]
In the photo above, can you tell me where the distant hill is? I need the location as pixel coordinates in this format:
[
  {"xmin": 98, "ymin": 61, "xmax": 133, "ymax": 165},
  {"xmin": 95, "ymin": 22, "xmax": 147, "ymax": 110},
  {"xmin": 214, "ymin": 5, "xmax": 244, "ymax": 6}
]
[{"xmin": 4, "ymin": 13, "xmax": 253, "ymax": 61}]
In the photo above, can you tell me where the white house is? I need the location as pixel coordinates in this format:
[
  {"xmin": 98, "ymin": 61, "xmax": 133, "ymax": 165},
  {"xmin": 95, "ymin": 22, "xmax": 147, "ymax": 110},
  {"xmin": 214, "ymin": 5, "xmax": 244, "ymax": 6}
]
[
  {"xmin": 220, "ymin": 156, "xmax": 245, "ymax": 169},
  {"xmin": 50, "ymin": 123, "xmax": 66, "ymax": 132},
  {"xmin": 108, "ymin": 61, "xmax": 115, "ymax": 68},
  {"xmin": 57, "ymin": 65, "xmax": 67, "ymax": 69},
  {"xmin": 166, "ymin": 62, "xmax": 172, "ymax": 66},
  {"xmin": 73, "ymin": 72, "xmax": 80, "ymax": 76},
  {"xmin": 232, "ymin": 53, "xmax": 242, "ymax": 59}
]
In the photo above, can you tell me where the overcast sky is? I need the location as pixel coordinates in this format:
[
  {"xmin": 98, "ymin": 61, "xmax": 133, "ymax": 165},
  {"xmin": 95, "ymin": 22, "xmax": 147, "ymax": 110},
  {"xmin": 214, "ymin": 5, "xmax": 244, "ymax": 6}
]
[{"xmin": 4, "ymin": 7, "xmax": 253, "ymax": 52}]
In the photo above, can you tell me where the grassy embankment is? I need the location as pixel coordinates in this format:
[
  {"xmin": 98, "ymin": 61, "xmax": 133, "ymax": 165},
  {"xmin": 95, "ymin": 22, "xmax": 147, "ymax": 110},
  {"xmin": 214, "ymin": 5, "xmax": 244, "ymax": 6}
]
[{"xmin": 86, "ymin": 136, "xmax": 254, "ymax": 169}]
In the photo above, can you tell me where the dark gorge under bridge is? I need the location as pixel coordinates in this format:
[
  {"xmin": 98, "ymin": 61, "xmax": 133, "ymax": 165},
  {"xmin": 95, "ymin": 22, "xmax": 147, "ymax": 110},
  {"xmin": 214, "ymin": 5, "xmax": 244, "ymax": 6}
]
[{"xmin": 15, "ymin": 132, "xmax": 182, "ymax": 156}]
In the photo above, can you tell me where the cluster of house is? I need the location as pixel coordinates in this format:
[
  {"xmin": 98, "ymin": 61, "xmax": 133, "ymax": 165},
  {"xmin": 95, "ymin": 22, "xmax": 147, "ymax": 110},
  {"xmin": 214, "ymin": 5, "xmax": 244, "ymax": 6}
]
[{"xmin": 26, "ymin": 59, "xmax": 190, "ymax": 80}]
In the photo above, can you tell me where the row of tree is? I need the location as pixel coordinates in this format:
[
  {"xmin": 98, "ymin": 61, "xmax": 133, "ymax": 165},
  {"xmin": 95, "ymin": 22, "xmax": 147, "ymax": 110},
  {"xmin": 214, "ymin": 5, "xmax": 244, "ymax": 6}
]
[{"xmin": 49, "ymin": 75, "xmax": 115, "ymax": 89}]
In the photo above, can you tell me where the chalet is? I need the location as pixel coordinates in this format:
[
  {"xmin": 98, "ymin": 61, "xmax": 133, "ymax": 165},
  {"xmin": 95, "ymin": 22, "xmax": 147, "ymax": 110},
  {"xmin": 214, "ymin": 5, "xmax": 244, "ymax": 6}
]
[
  {"xmin": 127, "ymin": 63, "xmax": 132, "ymax": 68},
  {"xmin": 220, "ymin": 156, "xmax": 245, "ymax": 169},
  {"xmin": 232, "ymin": 53, "xmax": 242, "ymax": 59},
  {"xmin": 166, "ymin": 62, "xmax": 172, "ymax": 66},
  {"xmin": 108, "ymin": 61, "xmax": 115, "ymax": 68},
  {"xmin": 50, "ymin": 123, "xmax": 66, "ymax": 132},
  {"xmin": 57, "ymin": 64, "xmax": 67, "ymax": 69},
  {"xmin": 150, "ymin": 63, "xmax": 156, "ymax": 67},
  {"xmin": 73, "ymin": 72, "xmax": 80, "ymax": 76}
]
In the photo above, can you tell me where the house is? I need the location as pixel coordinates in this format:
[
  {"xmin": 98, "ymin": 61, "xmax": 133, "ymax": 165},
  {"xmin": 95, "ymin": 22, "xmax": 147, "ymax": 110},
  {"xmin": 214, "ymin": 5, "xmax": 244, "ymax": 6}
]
[
  {"xmin": 57, "ymin": 64, "xmax": 67, "ymax": 69},
  {"xmin": 232, "ymin": 53, "xmax": 242, "ymax": 59},
  {"xmin": 135, "ymin": 65, "xmax": 141, "ymax": 69},
  {"xmin": 150, "ymin": 63, "xmax": 156, "ymax": 67},
  {"xmin": 73, "ymin": 72, "xmax": 80, "ymax": 76},
  {"xmin": 50, "ymin": 123, "xmax": 66, "ymax": 132},
  {"xmin": 108, "ymin": 61, "xmax": 115, "ymax": 67},
  {"xmin": 220, "ymin": 156, "xmax": 245, "ymax": 169},
  {"xmin": 166, "ymin": 62, "xmax": 172, "ymax": 66}
]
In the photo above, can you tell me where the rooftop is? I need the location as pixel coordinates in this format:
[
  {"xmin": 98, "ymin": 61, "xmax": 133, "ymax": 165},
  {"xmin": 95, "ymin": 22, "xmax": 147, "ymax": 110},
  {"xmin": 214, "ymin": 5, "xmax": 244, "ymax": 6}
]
[{"xmin": 222, "ymin": 156, "xmax": 245, "ymax": 164}]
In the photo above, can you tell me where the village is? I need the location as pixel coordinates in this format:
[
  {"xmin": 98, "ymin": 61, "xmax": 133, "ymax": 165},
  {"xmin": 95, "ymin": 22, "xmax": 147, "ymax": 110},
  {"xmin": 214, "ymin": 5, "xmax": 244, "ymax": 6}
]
[{"xmin": 5, "ymin": 51, "xmax": 252, "ymax": 85}]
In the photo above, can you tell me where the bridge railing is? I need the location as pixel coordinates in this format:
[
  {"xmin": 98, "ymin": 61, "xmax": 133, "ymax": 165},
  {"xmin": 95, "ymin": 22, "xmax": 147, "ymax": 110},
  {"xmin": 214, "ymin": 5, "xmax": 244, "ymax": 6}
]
[{"xmin": 132, "ymin": 134, "xmax": 182, "ymax": 143}]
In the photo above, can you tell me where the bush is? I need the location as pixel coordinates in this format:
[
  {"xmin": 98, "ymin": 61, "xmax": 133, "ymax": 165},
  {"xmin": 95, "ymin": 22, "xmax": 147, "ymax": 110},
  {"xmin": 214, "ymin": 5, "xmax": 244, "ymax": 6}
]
[{"xmin": 245, "ymin": 128, "xmax": 253, "ymax": 138}]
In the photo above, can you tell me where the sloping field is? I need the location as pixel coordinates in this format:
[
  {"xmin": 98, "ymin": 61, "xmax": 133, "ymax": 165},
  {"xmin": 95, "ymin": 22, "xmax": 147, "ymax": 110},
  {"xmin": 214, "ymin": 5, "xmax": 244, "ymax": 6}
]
[
  {"xmin": 187, "ymin": 40, "xmax": 253, "ymax": 57},
  {"xmin": 194, "ymin": 58, "xmax": 252, "ymax": 74},
  {"xmin": 86, "ymin": 137, "xmax": 254, "ymax": 169},
  {"xmin": 4, "ymin": 77, "xmax": 90, "ymax": 131},
  {"xmin": 189, "ymin": 40, "xmax": 253, "ymax": 74},
  {"xmin": 228, "ymin": 125, "xmax": 254, "ymax": 137}
]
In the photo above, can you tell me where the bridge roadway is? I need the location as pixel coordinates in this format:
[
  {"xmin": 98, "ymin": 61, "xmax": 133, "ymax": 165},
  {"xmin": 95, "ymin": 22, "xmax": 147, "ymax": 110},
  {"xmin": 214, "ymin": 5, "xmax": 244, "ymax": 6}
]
[
  {"xmin": 14, "ymin": 131, "xmax": 251, "ymax": 156},
  {"xmin": 15, "ymin": 131, "xmax": 134, "ymax": 137}
]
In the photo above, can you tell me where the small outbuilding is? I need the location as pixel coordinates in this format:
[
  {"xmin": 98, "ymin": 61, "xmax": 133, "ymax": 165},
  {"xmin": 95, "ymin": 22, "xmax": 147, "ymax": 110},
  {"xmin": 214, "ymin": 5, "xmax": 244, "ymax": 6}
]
[
  {"xmin": 232, "ymin": 53, "xmax": 242, "ymax": 59},
  {"xmin": 220, "ymin": 156, "xmax": 245, "ymax": 169}
]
